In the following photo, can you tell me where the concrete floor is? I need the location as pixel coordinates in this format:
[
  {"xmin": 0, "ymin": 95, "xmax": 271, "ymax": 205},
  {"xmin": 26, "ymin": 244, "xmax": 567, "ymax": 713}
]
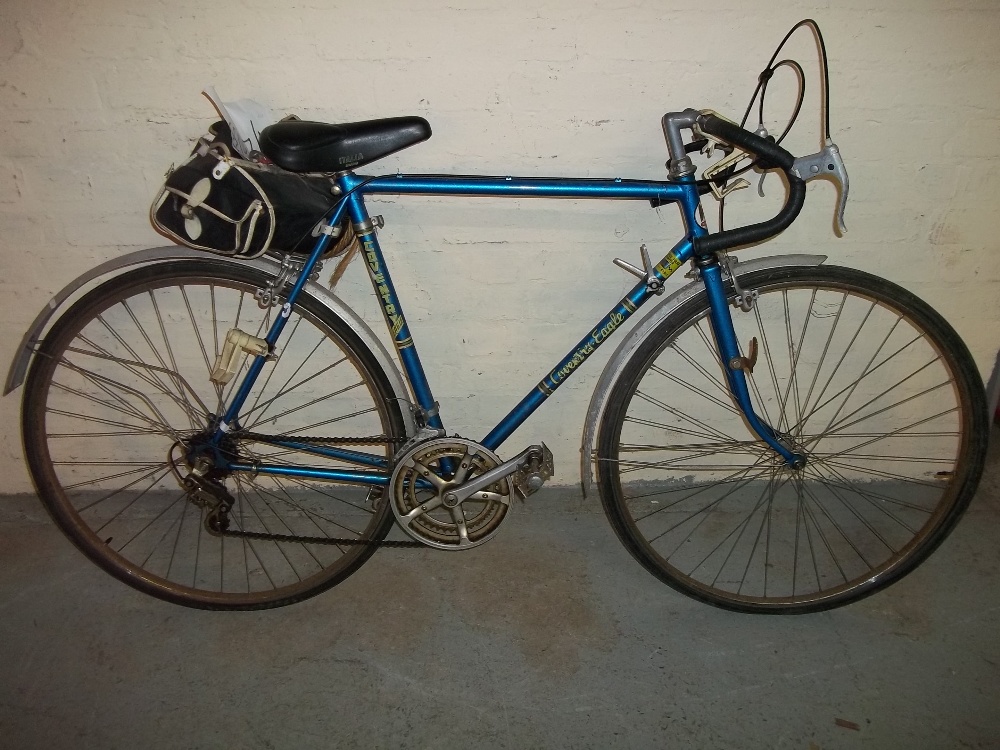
[{"xmin": 2, "ymin": 430, "xmax": 999, "ymax": 750}]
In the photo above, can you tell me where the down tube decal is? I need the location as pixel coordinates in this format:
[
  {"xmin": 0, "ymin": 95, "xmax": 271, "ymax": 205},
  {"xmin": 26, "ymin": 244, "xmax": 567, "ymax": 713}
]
[{"xmin": 536, "ymin": 249, "xmax": 685, "ymax": 396}]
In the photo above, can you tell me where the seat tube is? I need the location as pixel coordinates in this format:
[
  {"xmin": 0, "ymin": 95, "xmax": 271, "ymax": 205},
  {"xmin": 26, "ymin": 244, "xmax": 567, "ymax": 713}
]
[{"xmin": 342, "ymin": 189, "xmax": 444, "ymax": 431}]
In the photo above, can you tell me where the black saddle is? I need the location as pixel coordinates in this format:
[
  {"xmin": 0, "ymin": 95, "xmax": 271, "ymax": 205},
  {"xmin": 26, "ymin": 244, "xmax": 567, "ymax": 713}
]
[{"xmin": 259, "ymin": 116, "xmax": 431, "ymax": 173}]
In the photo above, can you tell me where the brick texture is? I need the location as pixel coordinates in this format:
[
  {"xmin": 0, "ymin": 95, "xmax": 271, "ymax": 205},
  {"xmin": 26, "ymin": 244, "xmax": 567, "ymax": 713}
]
[{"xmin": 1, "ymin": 0, "xmax": 998, "ymax": 491}]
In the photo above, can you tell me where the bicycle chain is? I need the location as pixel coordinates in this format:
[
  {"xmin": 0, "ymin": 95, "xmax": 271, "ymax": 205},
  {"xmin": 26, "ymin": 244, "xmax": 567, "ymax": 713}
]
[
  {"xmin": 215, "ymin": 526, "xmax": 425, "ymax": 548},
  {"xmin": 216, "ymin": 431, "xmax": 423, "ymax": 547}
]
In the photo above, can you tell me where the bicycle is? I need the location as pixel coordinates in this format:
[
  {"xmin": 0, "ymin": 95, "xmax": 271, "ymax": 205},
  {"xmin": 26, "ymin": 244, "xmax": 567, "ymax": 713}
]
[{"xmin": 7, "ymin": 21, "xmax": 989, "ymax": 613}]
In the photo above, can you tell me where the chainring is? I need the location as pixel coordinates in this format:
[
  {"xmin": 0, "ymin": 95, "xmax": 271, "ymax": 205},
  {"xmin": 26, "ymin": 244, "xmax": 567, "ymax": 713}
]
[{"xmin": 389, "ymin": 437, "xmax": 512, "ymax": 550}]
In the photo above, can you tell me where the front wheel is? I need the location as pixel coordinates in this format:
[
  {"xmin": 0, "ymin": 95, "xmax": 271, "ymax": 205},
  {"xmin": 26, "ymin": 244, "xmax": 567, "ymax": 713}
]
[
  {"xmin": 22, "ymin": 260, "xmax": 406, "ymax": 609},
  {"xmin": 597, "ymin": 265, "xmax": 988, "ymax": 613}
]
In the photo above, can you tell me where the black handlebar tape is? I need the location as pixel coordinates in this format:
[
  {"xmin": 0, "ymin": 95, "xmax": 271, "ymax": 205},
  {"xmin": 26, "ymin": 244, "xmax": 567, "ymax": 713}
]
[
  {"xmin": 693, "ymin": 176, "xmax": 806, "ymax": 255},
  {"xmin": 692, "ymin": 114, "xmax": 803, "ymax": 254},
  {"xmin": 696, "ymin": 114, "xmax": 795, "ymax": 171}
]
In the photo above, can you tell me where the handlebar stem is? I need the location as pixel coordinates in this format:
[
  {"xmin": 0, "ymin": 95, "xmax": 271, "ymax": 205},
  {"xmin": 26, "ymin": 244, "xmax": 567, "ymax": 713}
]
[{"xmin": 661, "ymin": 109, "xmax": 701, "ymax": 178}]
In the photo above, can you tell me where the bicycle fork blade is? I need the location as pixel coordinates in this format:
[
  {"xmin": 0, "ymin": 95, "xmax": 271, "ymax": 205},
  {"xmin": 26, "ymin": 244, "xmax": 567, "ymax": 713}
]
[{"xmin": 700, "ymin": 260, "xmax": 805, "ymax": 469}]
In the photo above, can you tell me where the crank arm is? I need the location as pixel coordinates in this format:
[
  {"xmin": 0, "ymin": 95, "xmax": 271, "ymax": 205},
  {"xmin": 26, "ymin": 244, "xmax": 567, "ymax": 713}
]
[{"xmin": 448, "ymin": 445, "xmax": 539, "ymax": 504}]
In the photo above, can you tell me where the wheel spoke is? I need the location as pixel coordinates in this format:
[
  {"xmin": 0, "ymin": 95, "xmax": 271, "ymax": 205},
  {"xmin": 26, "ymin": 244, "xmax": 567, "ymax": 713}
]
[
  {"xmin": 247, "ymin": 476, "xmax": 366, "ymax": 540},
  {"xmin": 627, "ymin": 461, "xmax": 775, "ymax": 515},
  {"xmin": 63, "ymin": 462, "xmax": 171, "ymax": 491},
  {"xmin": 119, "ymin": 299, "xmax": 204, "ymax": 427},
  {"xmin": 245, "ymin": 315, "xmax": 307, "ymax": 418},
  {"xmin": 623, "ymin": 414, "xmax": 736, "ymax": 444},
  {"xmin": 641, "ymin": 456, "xmax": 774, "ymax": 543},
  {"xmin": 799, "ymin": 291, "xmax": 847, "ymax": 421},
  {"xmin": 281, "ymin": 475, "xmax": 376, "ymax": 514},
  {"xmin": 801, "ymin": 466, "xmax": 935, "ymax": 516},
  {"xmin": 798, "ymin": 478, "xmax": 874, "ymax": 572},
  {"xmin": 87, "ymin": 472, "xmax": 177, "ymax": 543},
  {"xmin": 692, "ymin": 469, "xmax": 786, "ymax": 584},
  {"xmin": 46, "ymin": 407, "xmax": 175, "ymax": 436},
  {"xmin": 243, "ymin": 357, "xmax": 350, "ymax": 427},
  {"xmin": 803, "ymin": 463, "xmax": 918, "ymax": 540},
  {"xmin": 752, "ymin": 300, "xmax": 785, "ymax": 429},
  {"xmin": 288, "ymin": 406, "xmax": 380, "ymax": 435},
  {"xmin": 628, "ymin": 392, "xmax": 735, "ymax": 442},
  {"xmin": 819, "ymin": 377, "xmax": 951, "ymax": 438},
  {"xmin": 807, "ymin": 329, "xmax": 921, "ymax": 436},
  {"xmin": 792, "ymin": 299, "xmax": 880, "ymax": 432},
  {"xmin": 247, "ymin": 480, "xmax": 337, "ymax": 565},
  {"xmin": 72, "ymin": 336, "xmax": 206, "ymax": 428},
  {"xmin": 804, "ymin": 406, "xmax": 960, "ymax": 460},
  {"xmin": 650, "ymin": 363, "xmax": 743, "ymax": 417}
]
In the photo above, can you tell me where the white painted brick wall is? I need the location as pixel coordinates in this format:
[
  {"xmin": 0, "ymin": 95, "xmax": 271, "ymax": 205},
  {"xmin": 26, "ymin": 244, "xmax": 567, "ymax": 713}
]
[{"xmin": 1, "ymin": 0, "xmax": 998, "ymax": 491}]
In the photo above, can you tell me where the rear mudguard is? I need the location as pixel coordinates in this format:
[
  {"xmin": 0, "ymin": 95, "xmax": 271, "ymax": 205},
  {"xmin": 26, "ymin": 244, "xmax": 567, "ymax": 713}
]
[
  {"xmin": 579, "ymin": 253, "xmax": 827, "ymax": 496},
  {"xmin": 4, "ymin": 246, "xmax": 417, "ymax": 438}
]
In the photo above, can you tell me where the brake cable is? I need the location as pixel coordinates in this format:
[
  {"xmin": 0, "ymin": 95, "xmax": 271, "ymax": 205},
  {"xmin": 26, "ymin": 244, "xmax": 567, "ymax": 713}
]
[{"xmin": 715, "ymin": 18, "xmax": 831, "ymax": 231}]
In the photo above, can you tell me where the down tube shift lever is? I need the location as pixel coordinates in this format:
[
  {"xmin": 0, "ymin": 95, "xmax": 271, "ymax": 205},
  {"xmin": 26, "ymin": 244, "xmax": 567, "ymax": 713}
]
[{"xmin": 790, "ymin": 140, "xmax": 850, "ymax": 234}]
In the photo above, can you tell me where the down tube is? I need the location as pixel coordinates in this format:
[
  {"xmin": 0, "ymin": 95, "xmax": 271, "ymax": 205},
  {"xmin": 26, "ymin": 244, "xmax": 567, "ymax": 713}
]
[{"xmin": 481, "ymin": 238, "xmax": 693, "ymax": 452}]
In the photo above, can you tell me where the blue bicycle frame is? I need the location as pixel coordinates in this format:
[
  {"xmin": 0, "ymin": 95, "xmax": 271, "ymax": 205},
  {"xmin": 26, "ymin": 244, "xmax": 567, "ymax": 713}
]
[{"xmin": 214, "ymin": 171, "xmax": 799, "ymax": 485}]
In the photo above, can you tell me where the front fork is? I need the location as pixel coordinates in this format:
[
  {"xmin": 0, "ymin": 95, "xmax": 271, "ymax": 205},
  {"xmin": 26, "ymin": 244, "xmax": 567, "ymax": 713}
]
[{"xmin": 696, "ymin": 254, "xmax": 806, "ymax": 469}]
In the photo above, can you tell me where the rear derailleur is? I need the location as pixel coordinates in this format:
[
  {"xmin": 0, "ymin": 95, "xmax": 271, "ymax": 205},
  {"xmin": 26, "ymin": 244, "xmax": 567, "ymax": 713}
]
[{"xmin": 168, "ymin": 445, "xmax": 234, "ymax": 536}]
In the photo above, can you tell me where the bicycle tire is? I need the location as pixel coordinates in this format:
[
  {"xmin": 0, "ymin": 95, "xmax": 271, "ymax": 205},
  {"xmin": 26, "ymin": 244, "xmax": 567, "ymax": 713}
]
[
  {"xmin": 597, "ymin": 265, "xmax": 988, "ymax": 613},
  {"xmin": 22, "ymin": 259, "xmax": 406, "ymax": 610}
]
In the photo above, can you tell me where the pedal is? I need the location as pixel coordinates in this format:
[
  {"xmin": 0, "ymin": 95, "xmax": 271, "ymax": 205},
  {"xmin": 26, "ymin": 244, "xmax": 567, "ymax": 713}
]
[
  {"xmin": 513, "ymin": 443, "xmax": 554, "ymax": 498},
  {"xmin": 210, "ymin": 328, "xmax": 269, "ymax": 385}
]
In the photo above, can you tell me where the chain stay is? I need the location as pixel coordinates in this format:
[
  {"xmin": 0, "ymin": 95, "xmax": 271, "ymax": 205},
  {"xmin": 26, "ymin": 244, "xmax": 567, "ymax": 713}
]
[
  {"xmin": 209, "ymin": 430, "xmax": 418, "ymax": 546},
  {"xmin": 238, "ymin": 431, "xmax": 400, "ymax": 446}
]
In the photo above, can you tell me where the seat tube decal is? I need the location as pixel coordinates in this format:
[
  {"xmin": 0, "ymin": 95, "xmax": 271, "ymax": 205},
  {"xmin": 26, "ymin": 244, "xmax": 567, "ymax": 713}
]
[
  {"xmin": 350, "ymin": 213, "xmax": 441, "ymax": 425},
  {"xmin": 362, "ymin": 234, "xmax": 411, "ymax": 349}
]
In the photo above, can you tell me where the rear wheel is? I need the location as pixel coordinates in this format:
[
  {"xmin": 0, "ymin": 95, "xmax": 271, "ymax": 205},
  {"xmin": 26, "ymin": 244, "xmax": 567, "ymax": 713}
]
[
  {"xmin": 23, "ymin": 260, "xmax": 405, "ymax": 609},
  {"xmin": 597, "ymin": 266, "xmax": 988, "ymax": 613}
]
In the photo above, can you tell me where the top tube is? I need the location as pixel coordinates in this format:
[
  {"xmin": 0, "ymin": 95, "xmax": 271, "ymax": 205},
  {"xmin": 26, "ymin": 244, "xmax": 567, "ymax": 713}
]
[{"xmin": 341, "ymin": 173, "xmax": 691, "ymax": 204}]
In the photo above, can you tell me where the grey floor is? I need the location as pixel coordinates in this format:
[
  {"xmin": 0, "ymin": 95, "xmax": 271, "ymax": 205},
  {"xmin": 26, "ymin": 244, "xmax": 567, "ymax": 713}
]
[{"xmin": 2, "ymin": 430, "xmax": 999, "ymax": 750}]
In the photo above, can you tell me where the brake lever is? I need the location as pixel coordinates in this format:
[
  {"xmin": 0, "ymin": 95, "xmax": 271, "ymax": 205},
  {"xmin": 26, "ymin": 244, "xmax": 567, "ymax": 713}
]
[{"xmin": 790, "ymin": 139, "xmax": 849, "ymax": 235}]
